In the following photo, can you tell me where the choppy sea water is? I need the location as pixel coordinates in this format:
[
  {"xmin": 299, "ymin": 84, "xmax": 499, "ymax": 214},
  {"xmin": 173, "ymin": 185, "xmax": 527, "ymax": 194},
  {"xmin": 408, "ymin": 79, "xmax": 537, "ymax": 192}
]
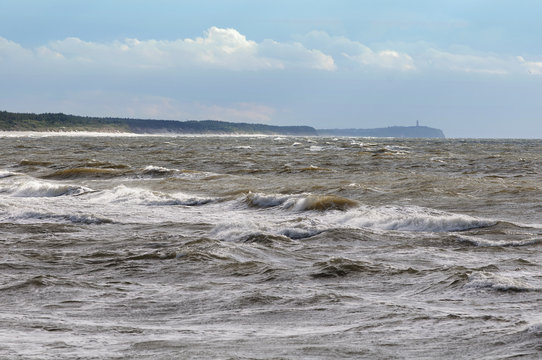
[{"xmin": 0, "ymin": 133, "xmax": 541, "ymax": 359}]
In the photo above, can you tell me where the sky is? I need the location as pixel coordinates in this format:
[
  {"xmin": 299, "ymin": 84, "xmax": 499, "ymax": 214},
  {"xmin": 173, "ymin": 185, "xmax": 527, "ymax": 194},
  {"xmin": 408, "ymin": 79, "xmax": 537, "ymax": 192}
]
[{"xmin": 1, "ymin": 0, "xmax": 542, "ymax": 138}]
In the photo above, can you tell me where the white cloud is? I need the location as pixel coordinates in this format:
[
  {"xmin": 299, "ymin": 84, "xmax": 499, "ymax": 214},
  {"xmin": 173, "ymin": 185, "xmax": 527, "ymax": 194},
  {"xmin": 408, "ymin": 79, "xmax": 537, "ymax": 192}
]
[
  {"xmin": 1, "ymin": 27, "xmax": 335, "ymax": 72},
  {"xmin": 343, "ymin": 50, "xmax": 415, "ymax": 71},
  {"xmin": 300, "ymin": 31, "xmax": 416, "ymax": 71},
  {"xmin": 423, "ymin": 48, "xmax": 509, "ymax": 74},
  {"xmin": 298, "ymin": 31, "xmax": 534, "ymax": 75},
  {"xmin": 2, "ymin": 29, "xmax": 536, "ymax": 76},
  {"xmin": 259, "ymin": 39, "xmax": 336, "ymax": 71},
  {"xmin": 0, "ymin": 36, "xmax": 33, "ymax": 62},
  {"xmin": 517, "ymin": 56, "xmax": 542, "ymax": 75}
]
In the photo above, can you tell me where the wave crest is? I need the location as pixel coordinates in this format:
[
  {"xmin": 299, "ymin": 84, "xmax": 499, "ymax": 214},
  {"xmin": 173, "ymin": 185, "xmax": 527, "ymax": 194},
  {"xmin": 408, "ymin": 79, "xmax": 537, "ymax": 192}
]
[
  {"xmin": 2, "ymin": 179, "xmax": 92, "ymax": 197},
  {"xmin": 292, "ymin": 195, "xmax": 359, "ymax": 211},
  {"xmin": 91, "ymin": 185, "xmax": 214, "ymax": 206},
  {"xmin": 465, "ymin": 272, "xmax": 538, "ymax": 292},
  {"xmin": 42, "ymin": 167, "xmax": 125, "ymax": 179},
  {"xmin": 336, "ymin": 206, "xmax": 495, "ymax": 232},
  {"xmin": 245, "ymin": 192, "xmax": 358, "ymax": 212}
]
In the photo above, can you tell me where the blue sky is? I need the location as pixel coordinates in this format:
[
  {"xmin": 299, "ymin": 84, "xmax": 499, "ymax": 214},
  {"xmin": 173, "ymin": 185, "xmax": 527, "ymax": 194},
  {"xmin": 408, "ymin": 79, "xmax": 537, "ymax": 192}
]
[{"xmin": 1, "ymin": 0, "xmax": 542, "ymax": 137}]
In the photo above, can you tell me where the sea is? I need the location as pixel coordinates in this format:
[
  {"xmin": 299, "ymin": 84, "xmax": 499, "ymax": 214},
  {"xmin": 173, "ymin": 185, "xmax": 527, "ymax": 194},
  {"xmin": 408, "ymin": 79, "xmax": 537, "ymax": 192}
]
[{"xmin": 0, "ymin": 133, "xmax": 541, "ymax": 359}]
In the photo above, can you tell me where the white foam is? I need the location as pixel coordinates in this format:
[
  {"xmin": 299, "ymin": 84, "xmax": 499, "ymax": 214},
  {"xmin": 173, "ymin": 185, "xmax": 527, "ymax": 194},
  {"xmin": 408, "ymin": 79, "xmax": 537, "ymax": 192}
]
[
  {"xmin": 0, "ymin": 131, "xmax": 142, "ymax": 138},
  {"xmin": 331, "ymin": 205, "xmax": 493, "ymax": 232},
  {"xmin": 2, "ymin": 179, "xmax": 92, "ymax": 197},
  {"xmin": 0, "ymin": 171, "xmax": 18, "ymax": 179},
  {"xmin": 143, "ymin": 165, "xmax": 175, "ymax": 172},
  {"xmin": 243, "ymin": 194, "xmax": 492, "ymax": 233},
  {"xmin": 12, "ymin": 211, "xmax": 112, "ymax": 225},
  {"xmin": 526, "ymin": 322, "xmax": 542, "ymax": 334},
  {"xmin": 141, "ymin": 165, "xmax": 178, "ymax": 176},
  {"xmin": 457, "ymin": 235, "xmax": 542, "ymax": 247},
  {"xmin": 90, "ymin": 185, "xmax": 212, "ymax": 206},
  {"xmin": 209, "ymin": 221, "xmax": 263, "ymax": 241},
  {"xmin": 245, "ymin": 193, "xmax": 291, "ymax": 208},
  {"xmin": 465, "ymin": 272, "xmax": 537, "ymax": 292},
  {"xmin": 245, "ymin": 192, "xmax": 358, "ymax": 212},
  {"xmin": 385, "ymin": 145, "xmax": 410, "ymax": 153},
  {"xmin": 147, "ymin": 192, "xmax": 214, "ymax": 206}
]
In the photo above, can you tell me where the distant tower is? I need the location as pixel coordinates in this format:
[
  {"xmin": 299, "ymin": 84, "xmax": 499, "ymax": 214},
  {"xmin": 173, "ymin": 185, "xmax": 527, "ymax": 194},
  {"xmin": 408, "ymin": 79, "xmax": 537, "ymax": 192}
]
[{"xmin": 416, "ymin": 120, "xmax": 419, "ymax": 127}]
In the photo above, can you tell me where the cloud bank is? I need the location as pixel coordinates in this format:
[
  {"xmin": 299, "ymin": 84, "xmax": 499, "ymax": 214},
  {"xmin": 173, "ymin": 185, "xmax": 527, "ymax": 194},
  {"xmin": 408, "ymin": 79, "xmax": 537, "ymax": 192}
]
[
  {"xmin": 1, "ymin": 26, "xmax": 540, "ymax": 75},
  {"xmin": 1, "ymin": 27, "xmax": 335, "ymax": 72}
]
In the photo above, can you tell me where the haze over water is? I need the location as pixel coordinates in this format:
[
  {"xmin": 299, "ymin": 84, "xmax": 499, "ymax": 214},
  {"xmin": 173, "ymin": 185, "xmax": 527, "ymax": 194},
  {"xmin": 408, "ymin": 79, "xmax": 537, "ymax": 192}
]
[{"xmin": 1, "ymin": 134, "xmax": 541, "ymax": 359}]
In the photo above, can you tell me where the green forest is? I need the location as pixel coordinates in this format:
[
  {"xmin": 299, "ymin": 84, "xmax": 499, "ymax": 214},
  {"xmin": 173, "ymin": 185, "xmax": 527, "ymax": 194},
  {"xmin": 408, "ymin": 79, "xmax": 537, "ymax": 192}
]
[
  {"xmin": 0, "ymin": 111, "xmax": 318, "ymax": 135},
  {"xmin": 0, "ymin": 110, "xmax": 445, "ymax": 137}
]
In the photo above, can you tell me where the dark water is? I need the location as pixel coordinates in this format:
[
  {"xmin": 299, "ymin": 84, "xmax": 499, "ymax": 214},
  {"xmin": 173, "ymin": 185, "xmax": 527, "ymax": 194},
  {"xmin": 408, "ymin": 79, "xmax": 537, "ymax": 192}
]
[{"xmin": 1, "ymin": 133, "xmax": 541, "ymax": 359}]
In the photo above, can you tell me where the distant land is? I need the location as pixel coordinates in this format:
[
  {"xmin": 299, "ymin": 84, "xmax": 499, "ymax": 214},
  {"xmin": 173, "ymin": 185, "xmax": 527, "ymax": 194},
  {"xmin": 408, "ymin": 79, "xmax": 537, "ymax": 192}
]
[
  {"xmin": 318, "ymin": 126, "xmax": 445, "ymax": 138},
  {"xmin": 0, "ymin": 111, "xmax": 445, "ymax": 138}
]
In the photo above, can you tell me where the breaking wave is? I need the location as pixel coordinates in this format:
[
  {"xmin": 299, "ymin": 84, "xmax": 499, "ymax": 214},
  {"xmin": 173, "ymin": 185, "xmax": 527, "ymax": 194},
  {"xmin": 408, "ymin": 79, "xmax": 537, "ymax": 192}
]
[
  {"xmin": 90, "ymin": 185, "xmax": 214, "ymax": 206},
  {"xmin": 141, "ymin": 165, "xmax": 178, "ymax": 177},
  {"xmin": 0, "ymin": 171, "xmax": 18, "ymax": 179},
  {"xmin": 245, "ymin": 192, "xmax": 358, "ymax": 211},
  {"xmin": 457, "ymin": 234, "xmax": 542, "ymax": 247},
  {"xmin": 465, "ymin": 272, "xmax": 539, "ymax": 292},
  {"xmin": 1, "ymin": 179, "xmax": 93, "ymax": 197},
  {"xmin": 332, "ymin": 205, "xmax": 495, "ymax": 232}
]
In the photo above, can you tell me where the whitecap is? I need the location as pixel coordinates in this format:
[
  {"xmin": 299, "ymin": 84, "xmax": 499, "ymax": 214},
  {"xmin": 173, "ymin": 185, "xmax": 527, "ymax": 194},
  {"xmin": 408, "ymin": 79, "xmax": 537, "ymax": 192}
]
[
  {"xmin": 245, "ymin": 193, "xmax": 358, "ymax": 212},
  {"xmin": 10, "ymin": 211, "xmax": 112, "ymax": 225},
  {"xmin": 526, "ymin": 322, "xmax": 542, "ymax": 334},
  {"xmin": 146, "ymin": 192, "xmax": 214, "ymax": 206},
  {"xmin": 141, "ymin": 165, "xmax": 178, "ymax": 176},
  {"xmin": 3, "ymin": 179, "xmax": 92, "ymax": 197},
  {"xmin": 0, "ymin": 171, "xmax": 18, "ymax": 179},
  {"xmin": 245, "ymin": 193, "xmax": 291, "ymax": 208},
  {"xmin": 457, "ymin": 235, "xmax": 542, "ymax": 247},
  {"xmin": 288, "ymin": 195, "xmax": 358, "ymax": 212},
  {"xmin": 209, "ymin": 221, "xmax": 262, "ymax": 241},
  {"xmin": 90, "ymin": 185, "xmax": 213, "ymax": 207},
  {"xmin": 465, "ymin": 272, "xmax": 537, "ymax": 292},
  {"xmin": 332, "ymin": 205, "xmax": 494, "ymax": 233}
]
